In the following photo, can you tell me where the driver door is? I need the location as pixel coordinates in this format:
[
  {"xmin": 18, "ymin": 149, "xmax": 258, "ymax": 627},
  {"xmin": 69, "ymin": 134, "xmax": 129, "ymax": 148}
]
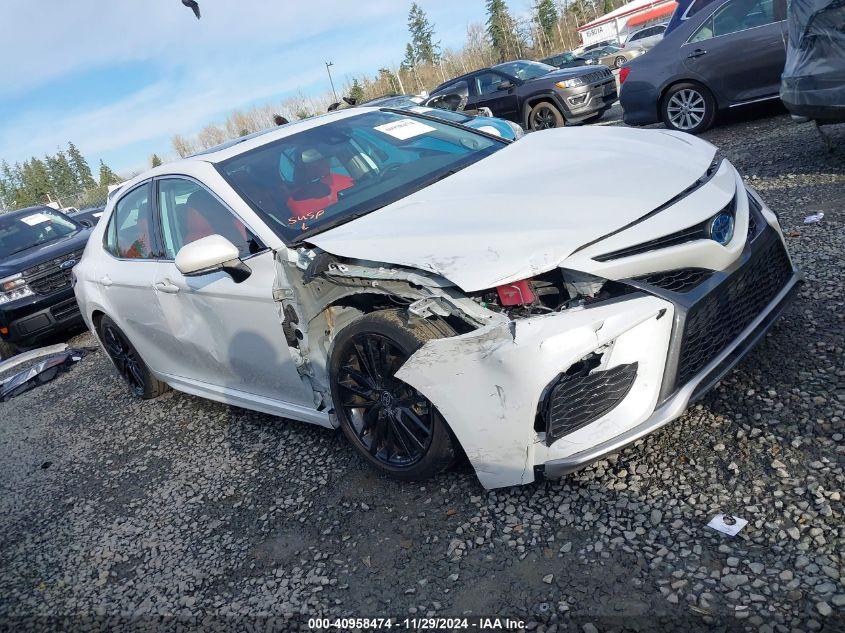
[
  {"xmin": 466, "ymin": 71, "xmax": 521, "ymax": 122},
  {"xmin": 149, "ymin": 176, "xmax": 315, "ymax": 407}
]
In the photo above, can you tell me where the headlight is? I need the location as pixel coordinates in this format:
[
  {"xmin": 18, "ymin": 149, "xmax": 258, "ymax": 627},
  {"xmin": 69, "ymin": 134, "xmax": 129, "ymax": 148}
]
[
  {"xmin": 556, "ymin": 78, "xmax": 585, "ymax": 89},
  {"xmin": 0, "ymin": 274, "xmax": 34, "ymax": 304},
  {"xmin": 506, "ymin": 120, "xmax": 524, "ymax": 140}
]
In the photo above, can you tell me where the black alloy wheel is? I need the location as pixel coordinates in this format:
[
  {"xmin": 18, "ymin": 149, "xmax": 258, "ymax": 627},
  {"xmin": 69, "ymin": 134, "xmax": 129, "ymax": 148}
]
[
  {"xmin": 329, "ymin": 309, "xmax": 456, "ymax": 481},
  {"xmin": 98, "ymin": 315, "xmax": 168, "ymax": 399},
  {"xmin": 336, "ymin": 333, "xmax": 433, "ymax": 468},
  {"xmin": 529, "ymin": 102, "xmax": 565, "ymax": 130}
]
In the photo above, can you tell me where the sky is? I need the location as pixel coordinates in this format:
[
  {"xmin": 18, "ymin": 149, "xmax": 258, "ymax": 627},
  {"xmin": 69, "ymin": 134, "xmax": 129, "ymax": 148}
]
[{"xmin": 0, "ymin": 0, "xmax": 490, "ymax": 176}]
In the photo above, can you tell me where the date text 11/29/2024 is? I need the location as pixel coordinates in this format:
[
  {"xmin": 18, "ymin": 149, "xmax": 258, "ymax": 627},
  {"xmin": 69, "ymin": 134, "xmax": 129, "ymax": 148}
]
[{"xmin": 307, "ymin": 616, "xmax": 526, "ymax": 630}]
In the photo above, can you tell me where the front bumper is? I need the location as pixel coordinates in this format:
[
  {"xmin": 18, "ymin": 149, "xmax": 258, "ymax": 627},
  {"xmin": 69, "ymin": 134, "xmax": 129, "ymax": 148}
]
[
  {"xmin": 0, "ymin": 287, "xmax": 83, "ymax": 347},
  {"xmin": 558, "ymin": 78, "xmax": 618, "ymax": 121},
  {"xmin": 397, "ymin": 221, "xmax": 800, "ymax": 489}
]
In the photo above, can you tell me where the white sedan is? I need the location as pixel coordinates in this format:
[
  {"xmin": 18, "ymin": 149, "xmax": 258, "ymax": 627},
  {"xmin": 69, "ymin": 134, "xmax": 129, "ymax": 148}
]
[{"xmin": 74, "ymin": 108, "xmax": 801, "ymax": 489}]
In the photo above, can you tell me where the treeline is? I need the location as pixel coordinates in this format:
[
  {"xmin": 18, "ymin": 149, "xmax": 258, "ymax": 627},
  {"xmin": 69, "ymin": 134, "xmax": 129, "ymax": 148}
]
[
  {"xmin": 170, "ymin": 0, "xmax": 629, "ymax": 157},
  {"xmin": 0, "ymin": 143, "xmax": 123, "ymax": 212}
]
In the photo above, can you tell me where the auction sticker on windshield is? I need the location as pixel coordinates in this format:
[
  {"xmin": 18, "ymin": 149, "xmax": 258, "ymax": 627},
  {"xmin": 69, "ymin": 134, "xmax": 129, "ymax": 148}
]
[
  {"xmin": 374, "ymin": 118, "xmax": 436, "ymax": 140},
  {"xmin": 20, "ymin": 213, "xmax": 51, "ymax": 226}
]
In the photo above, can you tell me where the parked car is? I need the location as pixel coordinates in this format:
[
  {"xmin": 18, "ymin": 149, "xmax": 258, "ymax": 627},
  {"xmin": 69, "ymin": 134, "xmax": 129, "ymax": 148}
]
[
  {"xmin": 580, "ymin": 39, "xmax": 620, "ymax": 53},
  {"xmin": 69, "ymin": 206, "xmax": 105, "ymax": 228},
  {"xmin": 74, "ymin": 108, "xmax": 800, "ymax": 489},
  {"xmin": 620, "ymin": 0, "xmax": 788, "ymax": 134},
  {"xmin": 580, "ymin": 44, "xmax": 647, "ymax": 68},
  {"xmin": 429, "ymin": 60, "xmax": 617, "ymax": 130},
  {"xmin": 780, "ymin": 0, "xmax": 845, "ymax": 123},
  {"xmin": 360, "ymin": 95, "xmax": 524, "ymax": 140},
  {"xmin": 0, "ymin": 206, "xmax": 91, "ymax": 359},
  {"xmin": 623, "ymin": 22, "xmax": 668, "ymax": 50},
  {"xmin": 540, "ymin": 50, "xmax": 588, "ymax": 69}
]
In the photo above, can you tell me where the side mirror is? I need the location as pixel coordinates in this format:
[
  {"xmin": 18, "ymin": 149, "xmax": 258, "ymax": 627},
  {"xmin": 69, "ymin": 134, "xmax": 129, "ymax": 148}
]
[
  {"xmin": 175, "ymin": 234, "xmax": 251, "ymax": 283},
  {"xmin": 498, "ymin": 80, "xmax": 514, "ymax": 90}
]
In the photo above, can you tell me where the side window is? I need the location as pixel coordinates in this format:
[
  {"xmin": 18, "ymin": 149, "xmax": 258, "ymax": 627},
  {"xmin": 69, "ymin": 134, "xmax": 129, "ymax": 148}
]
[
  {"xmin": 108, "ymin": 183, "xmax": 156, "ymax": 259},
  {"xmin": 156, "ymin": 177, "xmax": 261, "ymax": 260},
  {"xmin": 693, "ymin": 0, "xmax": 777, "ymax": 41},
  {"xmin": 474, "ymin": 72, "xmax": 505, "ymax": 96}
]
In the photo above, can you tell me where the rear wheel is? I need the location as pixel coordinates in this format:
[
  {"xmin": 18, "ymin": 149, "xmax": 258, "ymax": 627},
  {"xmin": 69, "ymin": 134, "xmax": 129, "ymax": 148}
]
[
  {"xmin": 329, "ymin": 309, "xmax": 456, "ymax": 481},
  {"xmin": 98, "ymin": 315, "xmax": 167, "ymax": 399},
  {"xmin": 661, "ymin": 82, "xmax": 716, "ymax": 134},
  {"xmin": 528, "ymin": 101, "xmax": 565, "ymax": 131}
]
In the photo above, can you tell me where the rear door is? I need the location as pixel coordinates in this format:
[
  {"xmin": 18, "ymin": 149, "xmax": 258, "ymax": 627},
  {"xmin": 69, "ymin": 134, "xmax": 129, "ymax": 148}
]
[
  {"xmin": 681, "ymin": 0, "xmax": 787, "ymax": 103},
  {"xmin": 465, "ymin": 71, "xmax": 521, "ymax": 121}
]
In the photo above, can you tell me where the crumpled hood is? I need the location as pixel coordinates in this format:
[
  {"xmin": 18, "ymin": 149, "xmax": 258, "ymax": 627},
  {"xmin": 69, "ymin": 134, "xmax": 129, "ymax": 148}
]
[{"xmin": 311, "ymin": 126, "xmax": 718, "ymax": 292}]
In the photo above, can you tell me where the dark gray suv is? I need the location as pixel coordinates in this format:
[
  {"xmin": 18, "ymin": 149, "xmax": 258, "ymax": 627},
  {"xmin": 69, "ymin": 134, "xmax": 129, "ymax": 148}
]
[
  {"xmin": 429, "ymin": 60, "xmax": 617, "ymax": 131},
  {"xmin": 620, "ymin": 0, "xmax": 787, "ymax": 134}
]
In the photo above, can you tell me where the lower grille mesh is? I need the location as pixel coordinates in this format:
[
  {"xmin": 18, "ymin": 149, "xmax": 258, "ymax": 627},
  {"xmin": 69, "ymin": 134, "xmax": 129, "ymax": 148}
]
[
  {"xmin": 545, "ymin": 362, "xmax": 638, "ymax": 445},
  {"xmin": 636, "ymin": 268, "xmax": 713, "ymax": 293},
  {"xmin": 678, "ymin": 239, "xmax": 792, "ymax": 385}
]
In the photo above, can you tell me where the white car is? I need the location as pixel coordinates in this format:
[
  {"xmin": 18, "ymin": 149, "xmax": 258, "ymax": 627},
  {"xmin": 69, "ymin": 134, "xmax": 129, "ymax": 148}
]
[{"xmin": 73, "ymin": 108, "xmax": 801, "ymax": 489}]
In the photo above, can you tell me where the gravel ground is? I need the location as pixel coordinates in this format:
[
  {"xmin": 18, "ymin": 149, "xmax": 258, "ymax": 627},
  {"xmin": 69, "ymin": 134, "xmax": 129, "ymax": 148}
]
[{"xmin": 1, "ymin": 111, "xmax": 843, "ymax": 633}]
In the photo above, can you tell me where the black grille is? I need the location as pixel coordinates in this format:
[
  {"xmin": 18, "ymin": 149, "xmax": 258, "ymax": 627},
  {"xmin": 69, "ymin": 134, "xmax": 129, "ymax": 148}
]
[
  {"xmin": 677, "ymin": 238, "xmax": 792, "ymax": 385},
  {"xmin": 636, "ymin": 268, "xmax": 713, "ymax": 293},
  {"xmin": 22, "ymin": 248, "xmax": 82, "ymax": 295},
  {"xmin": 544, "ymin": 361, "xmax": 638, "ymax": 445},
  {"xmin": 29, "ymin": 269, "xmax": 73, "ymax": 295},
  {"xmin": 747, "ymin": 193, "xmax": 761, "ymax": 241},
  {"xmin": 50, "ymin": 298, "xmax": 80, "ymax": 321},
  {"xmin": 580, "ymin": 68, "xmax": 613, "ymax": 83}
]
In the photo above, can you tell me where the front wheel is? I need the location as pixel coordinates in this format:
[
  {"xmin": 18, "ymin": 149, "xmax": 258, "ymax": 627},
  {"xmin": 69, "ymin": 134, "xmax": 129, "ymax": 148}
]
[
  {"xmin": 329, "ymin": 309, "xmax": 456, "ymax": 481},
  {"xmin": 661, "ymin": 82, "xmax": 716, "ymax": 134},
  {"xmin": 528, "ymin": 101, "xmax": 565, "ymax": 131},
  {"xmin": 98, "ymin": 315, "xmax": 168, "ymax": 399}
]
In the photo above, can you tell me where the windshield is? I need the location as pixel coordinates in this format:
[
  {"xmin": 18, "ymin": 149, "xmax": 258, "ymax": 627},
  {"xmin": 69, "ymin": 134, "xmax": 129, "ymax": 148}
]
[
  {"xmin": 218, "ymin": 110, "xmax": 503, "ymax": 242},
  {"xmin": 494, "ymin": 60, "xmax": 556, "ymax": 80},
  {"xmin": 0, "ymin": 208, "xmax": 79, "ymax": 258}
]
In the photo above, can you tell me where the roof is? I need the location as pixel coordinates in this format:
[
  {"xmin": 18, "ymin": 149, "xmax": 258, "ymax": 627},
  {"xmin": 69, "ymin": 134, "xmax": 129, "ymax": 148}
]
[
  {"xmin": 2, "ymin": 204, "xmax": 54, "ymax": 220},
  {"xmin": 627, "ymin": 2, "xmax": 676, "ymax": 27},
  {"xmin": 578, "ymin": 0, "xmax": 676, "ymax": 30}
]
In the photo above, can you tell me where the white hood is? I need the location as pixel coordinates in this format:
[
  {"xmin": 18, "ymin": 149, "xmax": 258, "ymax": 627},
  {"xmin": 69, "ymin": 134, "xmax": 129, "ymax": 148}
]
[{"xmin": 311, "ymin": 126, "xmax": 720, "ymax": 292}]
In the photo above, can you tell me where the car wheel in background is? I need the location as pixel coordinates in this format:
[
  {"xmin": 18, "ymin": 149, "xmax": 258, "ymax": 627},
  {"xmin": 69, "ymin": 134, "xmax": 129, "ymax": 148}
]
[
  {"xmin": 614, "ymin": 56, "xmax": 627, "ymax": 68},
  {"xmin": 329, "ymin": 309, "xmax": 456, "ymax": 481},
  {"xmin": 661, "ymin": 82, "xmax": 716, "ymax": 134},
  {"xmin": 528, "ymin": 101, "xmax": 565, "ymax": 131},
  {"xmin": 0, "ymin": 339, "xmax": 17, "ymax": 361},
  {"xmin": 98, "ymin": 315, "xmax": 168, "ymax": 399}
]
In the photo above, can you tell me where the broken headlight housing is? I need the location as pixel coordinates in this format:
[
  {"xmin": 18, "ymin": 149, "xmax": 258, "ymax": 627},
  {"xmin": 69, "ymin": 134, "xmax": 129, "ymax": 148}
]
[
  {"xmin": 0, "ymin": 274, "xmax": 34, "ymax": 304},
  {"xmin": 471, "ymin": 269, "xmax": 633, "ymax": 317}
]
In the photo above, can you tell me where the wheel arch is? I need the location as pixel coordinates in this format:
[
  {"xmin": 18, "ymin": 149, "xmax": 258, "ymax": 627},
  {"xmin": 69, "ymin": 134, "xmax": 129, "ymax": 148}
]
[{"xmin": 521, "ymin": 93, "xmax": 568, "ymax": 126}]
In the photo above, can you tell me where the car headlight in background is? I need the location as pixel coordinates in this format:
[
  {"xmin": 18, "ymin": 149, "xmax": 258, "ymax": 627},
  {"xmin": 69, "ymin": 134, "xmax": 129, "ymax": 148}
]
[
  {"xmin": 0, "ymin": 274, "xmax": 34, "ymax": 304},
  {"xmin": 556, "ymin": 78, "xmax": 585, "ymax": 89}
]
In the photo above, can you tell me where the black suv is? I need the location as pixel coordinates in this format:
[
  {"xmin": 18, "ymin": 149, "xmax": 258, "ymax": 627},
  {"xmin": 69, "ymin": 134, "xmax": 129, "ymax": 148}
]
[
  {"xmin": 0, "ymin": 206, "xmax": 91, "ymax": 359},
  {"xmin": 429, "ymin": 60, "xmax": 617, "ymax": 130}
]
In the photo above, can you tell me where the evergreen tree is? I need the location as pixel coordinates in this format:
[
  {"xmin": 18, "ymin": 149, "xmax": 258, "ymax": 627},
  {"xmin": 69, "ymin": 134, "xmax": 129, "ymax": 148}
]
[
  {"xmin": 348, "ymin": 79, "xmax": 365, "ymax": 104},
  {"xmin": 407, "ymin": 3, "xmax": 440, "ymax": 64},
  {"xmin": 535, "ymin": 0, "xmax": 558, "ymax": 44},
  {"xmin": 401, "ymin": 42, "xmax": 417, "ymax": 71},
  {"xmin": 151, "ymin": 154, "xmax": 163, "ymax": 167},
  {"xmin": 0, "ymin": 161, "xmax": 18, "ymax": 210},
  {"xmin": 486, "ymin": 0, "xmax": 520, "ymax": 61},
  {"xmin": 66, "ymin": 142, "xmax": 96, "ymax": 189},
  {"xmin": 98, "ymin": 160, "xmax": 121, "ymax": 187},
  {"xmin": 45, "ymin": 151, "xmax": 78, "ymax": 200},
  {"xmin": 19, "ymin": 159, "xmax": 53, "ymax": 206}
]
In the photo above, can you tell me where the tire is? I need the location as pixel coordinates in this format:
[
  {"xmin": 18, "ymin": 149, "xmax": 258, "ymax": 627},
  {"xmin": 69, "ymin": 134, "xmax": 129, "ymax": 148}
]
[
  {"xmin": 0, "ymin": 339, "xmax": 17, "ymax": 361},
  {"xmin": 527, "ymin": 101, "xmax": 565, "ymax": 131},
  {"xmin": 97, "ymin": 315, "xmax": 168, "ymax": 399},
  {"xmin": 661, "ymin": 82, "xmax": 716, "ymax": 134},
  {"xmin": 329, "ymin": 309, "xmax": 457, "ymax": 482},
  {"xmin": 582, "ymin": 109, "xmax": 607, "ymax": 124},
  {"xmin": 614, "ymin": 56, "xmax": 627, "ymax": 68}
]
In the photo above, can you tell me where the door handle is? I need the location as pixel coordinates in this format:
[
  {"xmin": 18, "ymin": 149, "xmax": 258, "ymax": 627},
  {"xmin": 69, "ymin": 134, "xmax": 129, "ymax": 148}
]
[
  {"xmin": 99, "ymin": 275, "xmax": 112, "ymax": 287},
  {"xmin": 687, "ymin": 49, "xmax": 707, "ymax": 59},
  {"xmin": 154, "ymin": 280, "xmax": 180, "ymax": 294}
]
